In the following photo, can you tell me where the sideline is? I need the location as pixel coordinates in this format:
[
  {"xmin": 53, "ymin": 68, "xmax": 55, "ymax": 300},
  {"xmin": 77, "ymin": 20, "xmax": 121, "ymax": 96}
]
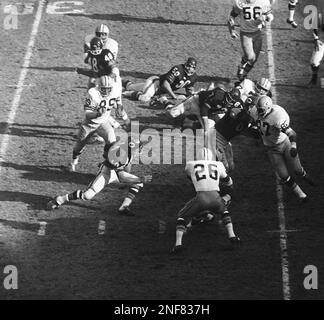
[{"xmin": 0, "ymin": 0, "xmax": 46, "ymax": 170}]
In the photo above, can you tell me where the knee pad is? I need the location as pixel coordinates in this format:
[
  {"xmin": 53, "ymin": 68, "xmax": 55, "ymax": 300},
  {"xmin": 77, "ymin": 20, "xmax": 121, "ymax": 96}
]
[{"xmin": 82, "ymin": 188, "xmax": 96, "ymax": 201}]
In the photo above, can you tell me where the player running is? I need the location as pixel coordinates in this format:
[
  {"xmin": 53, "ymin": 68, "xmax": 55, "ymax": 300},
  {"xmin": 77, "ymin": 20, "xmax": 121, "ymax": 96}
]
[
  {"xmin": 228, "ymin": 0, "xmax": 274, "ymax": 81},
  {"xmin": 122, "ymin": 57, "xmax": 198, "ymax": 104},
  {"xmin": 251, "ymin": 96, "xmax": 315, "ymax": 200},
  {"xmin": 171, "ymin": 148, "xmax": 240, "ymax": 254},
  {"xmin": 48, "ymin": 137, "xmax": 152, "ymax": 216},
  {"xmin": 68, "ymin": 74, "xmax": 129, "ymax": 172}
]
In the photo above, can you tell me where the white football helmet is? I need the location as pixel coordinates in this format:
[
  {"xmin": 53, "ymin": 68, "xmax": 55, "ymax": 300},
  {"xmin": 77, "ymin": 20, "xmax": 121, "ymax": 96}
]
[
  {"xmin": 95, "ymin": 24, "xmax": 109, "ymax": 44},
  {"xmin": 255, "ymin": 78, "xmax": 271, "ymax": 95},
  {"xmin": 99, "ymin": 75, "xmax": 115, "ymax": 97},
  {"xmin": 256, "ymin": 95, "xmax": 273, "ymax": 118}
]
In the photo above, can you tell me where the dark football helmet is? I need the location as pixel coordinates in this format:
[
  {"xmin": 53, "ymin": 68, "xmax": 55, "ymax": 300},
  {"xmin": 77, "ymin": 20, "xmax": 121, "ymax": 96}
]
[
  {"xmin": 184, "ymin": 57, "xmax": 197, "ymax": 76},
  {"xmin": 224, "ymin": 88, "xmax": 242, "ymax": 108},
  {"xmin": 90, "ymin": 36, "xmax": 103, "ymax": 55}
]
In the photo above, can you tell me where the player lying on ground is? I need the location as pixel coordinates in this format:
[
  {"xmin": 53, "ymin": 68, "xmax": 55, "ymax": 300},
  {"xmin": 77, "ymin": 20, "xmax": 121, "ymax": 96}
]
[
  {"xmin": 68, "ymin": 74, "xmax": 129, "ymax": 172},
  {"xmin": 122, "ymin": 57, "xmax": 198, "ymax": 104},
  {"xmin": 171, "ymin": 148, "xmax": 240, "ymax": 254},
  {"xmin": 251, "ymin": 96, "xmax": 315, "ymax": 200},
  {"xmin": 48, "ymin": 137, "xmax": 152, "ymax": 216}
]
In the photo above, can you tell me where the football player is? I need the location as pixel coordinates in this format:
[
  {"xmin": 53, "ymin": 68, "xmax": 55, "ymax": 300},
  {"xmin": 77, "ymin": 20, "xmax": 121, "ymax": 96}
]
[
  {"xmin": 235, "ymin": 77, "xmax": 272, "ymax": 102},
  {"xmin": 251, "ymin": 96, "xmax": 315, "ymax": 200},
  {"xmin": 68, "ymin": 74, "xmax": 129, "ymax": 172},
  {"xmin": 287, "ymin": 0, "xmax": 298, "ymax": 28},
  {"xmin": 228, "ymin": 0, "xmax": 274, "ymax": 81},
  {"xmin": 122, "ymin": 57, "xmax": 198, "ymax": 103},
  {"xmin": 308, "ymin": 27, "xmax": 324, "ymax": 87},
  {"xmin": 48, "ymin": 137, "xmax": 152, "ymax": 216},
  {"xmin": 81, "ymin": 24, "xmax": 119, "ymax": 88},
  {"xmin": 171, "ymin": 148, "xmax": 240, "ymax": 254}
]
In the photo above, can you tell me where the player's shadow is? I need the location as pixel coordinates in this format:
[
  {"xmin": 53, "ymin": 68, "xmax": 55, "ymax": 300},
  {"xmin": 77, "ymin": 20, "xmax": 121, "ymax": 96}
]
[
  {"xmin": 0, "ymin": 218, "xmax": 40, "ymax": 233},
  {"xmin": 0, "ymin": 162, "xmax": 95, "ymax": 185},
  {"xmin": 66, "ymin": 12, "xmax": 228, "ymax": 27},
  {"xmin": 0, "ymin": 122, "xmax": 77, "ymax": 141},
  {"xmin": 27, "ymin": 66, "xmax": 77, "ymax": 72}
]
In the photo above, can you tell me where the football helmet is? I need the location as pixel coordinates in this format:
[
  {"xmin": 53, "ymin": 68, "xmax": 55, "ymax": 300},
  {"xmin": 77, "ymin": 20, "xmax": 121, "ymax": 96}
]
[
  {"xmin": 90, "ymin": 37, "xmax": 103, "ymax": 55},
  {"xmin": 224, "ymin": 88, "xmax": 242, "ymax": 108},
  {"xmin": 256, "ymin": 95, "xmax": 273, "ymax": 118},
  {"xmin": 184, "ymin": 57, "xmax": 197, "ymax": 76},
  {"xmin": 99, "ymin": 75, "xmax": 115, "ymax": 97},
  {"xmin": 255, "ymin": 78, "xmax": 271, "ymax": 95},
  {"xmin": 95, "ymin": 24, "xmax": 109, "ymax": 43}
]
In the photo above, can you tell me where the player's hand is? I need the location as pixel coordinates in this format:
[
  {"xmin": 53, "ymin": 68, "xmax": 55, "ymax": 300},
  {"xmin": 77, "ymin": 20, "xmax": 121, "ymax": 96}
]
[
  {"xmin": 290, "ymin": 147, "xmax": 298, "ymax": 158},
  {"xmin": 142, "ymin": 175, "xmax": 152, "ymax": 183},
  {"xmin": 175, "ymin": 94, "xmax": 187, "ymax": 101},
  {"xmin": 230, "ymin": 30, "xmax": 238, "ymax": 39}
]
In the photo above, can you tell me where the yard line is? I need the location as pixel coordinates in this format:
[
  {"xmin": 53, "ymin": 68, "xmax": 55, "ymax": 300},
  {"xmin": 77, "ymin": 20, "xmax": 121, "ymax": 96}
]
[
  {"xmin": 265, "ymin": 5, "xmax": 291, "ymax": 300},
  {"xmin": 0, "ymin": 0, "xmax": 46, "ymax": 171}
]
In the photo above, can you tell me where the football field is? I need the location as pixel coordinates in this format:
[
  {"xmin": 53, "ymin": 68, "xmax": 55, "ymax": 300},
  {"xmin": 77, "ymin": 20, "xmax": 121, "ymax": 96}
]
[{"xmin": 0, "ymin": 0, "xmax": 324, "ymax": 300}]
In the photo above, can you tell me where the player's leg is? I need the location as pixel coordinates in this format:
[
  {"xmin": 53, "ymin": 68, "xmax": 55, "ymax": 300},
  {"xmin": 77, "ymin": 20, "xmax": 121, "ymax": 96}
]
[
  {"xmin": 238, "ymin": 32, "xmax": 255, "ymax": 81},
  {"xmin": 252, "ymin": 30, "xmax": 263, "ymax": 65},
  {"xmin": 116, "ymin": 171, "xmax": 145, "ymax": 216},
  {"xmin": 171, "ymin": 196, "xmax": 203, "ymax": 253},
  {"xmin": 267, "ymin": 149, "xmax": 307, "ymax": 200},
  {"xmin": 47, "ymin": 165, "xmax": 118, "ymax": 209},
  {"xmin": 309, "ymin": 40, "xmax": 324, "ymax": 86},
  {"xmin": 69, "ymin": 122, "xmax": 97, "ymax": 172},
  {"xmin": 137, "ymin": 76, "xmax": 160, "ymax": 102},
  {"xmin": 284, "ymin": 144, "xmax": 315, "ymax": 186},
  {"xmin": 287, "ymin": 0, "xmax": 298, "ymax": 28}
]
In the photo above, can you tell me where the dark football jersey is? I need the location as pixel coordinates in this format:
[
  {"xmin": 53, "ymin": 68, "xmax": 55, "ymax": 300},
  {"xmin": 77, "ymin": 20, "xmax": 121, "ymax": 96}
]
[
  {"xmin": 159, "ymin": 64, "xmax": 197, "ymax": 92},
  {"xmin": 198, "ymin": 87, "xmax": 227, "ymax": 117},
  {"xmin": 215, "ymin": 108, "xmax": 252, "ymax": 141},
  {"xmin": 85, "ymin": 49, "xmax": 114, "ymax": 76}
]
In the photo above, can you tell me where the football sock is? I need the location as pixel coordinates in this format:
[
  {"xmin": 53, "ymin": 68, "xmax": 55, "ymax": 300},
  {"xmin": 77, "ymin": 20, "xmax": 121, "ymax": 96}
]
[
  {"xmin": 175, "ymin": 218, "xmax": 186, "ymax": 246},
  {"xmin": 68, "ymin": 190, "xmax": 82, "ymax": 201},
  {"xmin": 119, "ymin": 186, "xmax": 140, "ymax": 210},
  {"xmin": 222, "ymin": 211, "xmax": 235, "ymax": 238}
]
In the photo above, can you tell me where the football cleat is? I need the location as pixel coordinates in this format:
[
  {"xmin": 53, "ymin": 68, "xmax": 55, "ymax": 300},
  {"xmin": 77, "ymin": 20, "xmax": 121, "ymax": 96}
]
[
  {"xmin": 170, "ymin": 245, "xmax": 183, "ymax": 254},
  {"xmin": 286, "ymin": 18, "xmax": 298, "ymax": 28},
  {"xmin": 118, "ymin": 207, "xmax": 135, "ymax": 216},
  {"xmin": 47, "ymin": 197, "xmax": 61, "ymax": 210},
  {"xmin": 229, "ymin": 236, "xmax": 241, "ymax": 246}
]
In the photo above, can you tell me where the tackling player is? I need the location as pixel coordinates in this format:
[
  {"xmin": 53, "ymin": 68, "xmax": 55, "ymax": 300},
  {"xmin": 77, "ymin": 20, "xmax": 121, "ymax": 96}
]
[
  {"xmin": 122, "ymin": 57, "xmax": 198, "ymax": 103},
  {"xmin": 251, "ymin": 96, "xmax": 315, "ymax": 200},
  {"xmin": 228, "ymin": 0, "xmax": 274, "ymax": 81},
  {"xmin": 171, "ymin": 148, "xmax": 240, "ymax": 254},
  {"xmin": 48, "ymin": 137, "xmax": 152, "ymax": 216},
  {"xmin": 79, "ymin": 24, "xmax": 119, "ymax": 88},
  {"xmin": 68, "ymin": 74, "xmax": 129, "ymax": 172}
]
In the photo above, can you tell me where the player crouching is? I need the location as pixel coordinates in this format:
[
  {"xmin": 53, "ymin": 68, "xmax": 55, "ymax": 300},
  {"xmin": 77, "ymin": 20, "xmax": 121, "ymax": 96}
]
[
  {"xmin": 47, "ymin": 137, "xmax": 152, "ymax": 216},
  {"xmin": 171, "ymin": 148, "xmax": 240, "ymax": 254}
]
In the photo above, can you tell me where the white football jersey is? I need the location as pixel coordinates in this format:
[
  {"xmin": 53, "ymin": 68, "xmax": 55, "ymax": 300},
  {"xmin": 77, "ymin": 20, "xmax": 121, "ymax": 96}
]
[
  {"xmin": 84, "ymin": 34, "xmax": 119, "ymax": 60},
  {"xmin": 233, "ymin": 0, "xmax": 272, "ymax": 33},
  {"xmin": 185, "ymin": 160, "xmax": 227, "ymax": 192},
  {"xmin": 236, "ymin": 78, "xmax": 256, "ymax": 102},
  {"xmin": 84, "ymin": 76, "xmax": 122, "ymax": 124},
  {"xmin": 251, "ymin": 104, "xmax": 290, "ymax": 146}
]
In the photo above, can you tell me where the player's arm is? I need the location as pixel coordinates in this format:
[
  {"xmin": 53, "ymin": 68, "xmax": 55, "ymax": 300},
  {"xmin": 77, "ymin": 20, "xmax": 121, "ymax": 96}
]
[
  {"xmin": 160, "ymin": 66, "xmax": 180, "ymax": 99},
  {"xmin": 185, "ymin": 84, "xmax": 195, "ymax": 96},
  {"xmin": 281, "ymin": 122, "xmax": 298, "ymax": 157},
  {"xmin": 228, "ymin": 6, "xmax": 239, "ymax": 39}
]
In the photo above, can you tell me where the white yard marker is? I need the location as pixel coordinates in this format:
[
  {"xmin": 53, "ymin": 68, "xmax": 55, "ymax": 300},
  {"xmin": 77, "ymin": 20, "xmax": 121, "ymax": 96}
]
[
  {"xmin": 0, "ymin": 0, "xmax": 46, "ymax": 171},
  {"xmin": 265, "ymin": 7, "xmax": 291, "ymax": 300}
]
